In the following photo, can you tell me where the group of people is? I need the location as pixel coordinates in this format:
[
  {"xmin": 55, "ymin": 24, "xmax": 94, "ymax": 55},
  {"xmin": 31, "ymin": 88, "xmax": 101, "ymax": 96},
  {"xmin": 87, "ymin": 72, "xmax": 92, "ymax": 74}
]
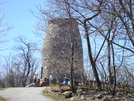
[
  {"xmin": 33, "ymin": 74, "xmax": 44, "ymax": 87},
  {"xmin": 49, "ymin": 74, "xmax": 71, "ymax": 86},
  {"xmin": 32, "ymin": 74, "xmax": 70, "ymax": 87},
  {"xmin": 55, "ymin": 76, "xmax": 70, "ymax": 86}
]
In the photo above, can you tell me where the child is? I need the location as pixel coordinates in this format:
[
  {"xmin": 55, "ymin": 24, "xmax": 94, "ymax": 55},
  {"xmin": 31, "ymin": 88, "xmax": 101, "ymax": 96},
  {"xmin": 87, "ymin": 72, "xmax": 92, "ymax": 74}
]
[{"xmin": 39, "ymin": 79, "xmax": 45, "ymax": 87}]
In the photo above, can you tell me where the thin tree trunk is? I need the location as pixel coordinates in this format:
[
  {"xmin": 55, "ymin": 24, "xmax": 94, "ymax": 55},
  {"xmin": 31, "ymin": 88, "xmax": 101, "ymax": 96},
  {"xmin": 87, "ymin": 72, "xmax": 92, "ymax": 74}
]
[{"xmin": 84, "ymin": 21, "xmax": 102, "ymax": 90}]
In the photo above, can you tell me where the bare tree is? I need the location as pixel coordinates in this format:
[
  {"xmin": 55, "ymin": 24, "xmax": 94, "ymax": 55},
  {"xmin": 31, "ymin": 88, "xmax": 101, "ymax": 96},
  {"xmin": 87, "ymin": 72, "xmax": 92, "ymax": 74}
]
[
  {"xmin": 12, "ymin": 36, "xmax": 40, "ymax": 87},
  {"xmin": 0, "ymin": 0, "xmax": 12, "ymax": 50},
  {"xmin": 1, "ymin": 51, "xmax": 39, "ymax": 87}
]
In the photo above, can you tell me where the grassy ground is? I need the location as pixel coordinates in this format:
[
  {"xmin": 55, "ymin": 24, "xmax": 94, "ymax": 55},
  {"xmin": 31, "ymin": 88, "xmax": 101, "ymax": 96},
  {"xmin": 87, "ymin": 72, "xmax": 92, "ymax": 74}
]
[
  {"xmin": 0, "ymin": 96, "xmax": 6, "ymax": 101},
  {"xmin": 44, "ymin": 91, "xmax": 75, "ymax": 101},
  {"xmin": 0, "ymin": 88, "xmax": 7, "ymax": 91},
  {"xmin": 0, "ymin": 88, "xmax": 7, "ymax": 101},
  {"xmin": 43, "ymin": 89, "xmax": 80, "ymax": 101}
]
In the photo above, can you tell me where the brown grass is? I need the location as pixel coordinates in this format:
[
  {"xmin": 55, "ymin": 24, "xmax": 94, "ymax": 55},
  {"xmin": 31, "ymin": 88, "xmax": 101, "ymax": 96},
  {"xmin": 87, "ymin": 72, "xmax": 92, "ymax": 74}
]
[{"xmin": 0, "ymin": 96, "xmax": 6, "ymax": 101}]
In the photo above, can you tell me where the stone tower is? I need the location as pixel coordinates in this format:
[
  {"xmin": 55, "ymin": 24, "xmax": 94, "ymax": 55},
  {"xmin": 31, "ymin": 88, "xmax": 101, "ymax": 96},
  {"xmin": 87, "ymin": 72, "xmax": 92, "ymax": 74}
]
[{"xmin": 41, "ymin": 18, "xmax": 83, "ymax": 80}]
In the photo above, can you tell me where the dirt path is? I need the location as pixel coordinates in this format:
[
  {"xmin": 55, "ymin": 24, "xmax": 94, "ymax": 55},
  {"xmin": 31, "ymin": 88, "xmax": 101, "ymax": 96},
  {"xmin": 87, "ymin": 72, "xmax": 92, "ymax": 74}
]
[{"xmin": 0, "ymin": 87, "xmax": 54, "ymax": 101}]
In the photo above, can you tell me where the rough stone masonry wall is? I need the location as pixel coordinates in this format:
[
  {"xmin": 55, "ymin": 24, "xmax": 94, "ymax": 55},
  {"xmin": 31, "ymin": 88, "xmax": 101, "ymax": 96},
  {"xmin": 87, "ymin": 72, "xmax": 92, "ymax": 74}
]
[{"xmin": 42, "ymin": 18, "xmax": 83, "ymax": 80}]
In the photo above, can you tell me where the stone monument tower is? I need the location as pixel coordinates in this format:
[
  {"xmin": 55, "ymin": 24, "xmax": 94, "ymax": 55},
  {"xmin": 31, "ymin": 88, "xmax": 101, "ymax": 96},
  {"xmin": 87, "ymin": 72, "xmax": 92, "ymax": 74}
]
[{"xmin": 41, "ymin": 18, "xmax": 83, "ymax": 81}]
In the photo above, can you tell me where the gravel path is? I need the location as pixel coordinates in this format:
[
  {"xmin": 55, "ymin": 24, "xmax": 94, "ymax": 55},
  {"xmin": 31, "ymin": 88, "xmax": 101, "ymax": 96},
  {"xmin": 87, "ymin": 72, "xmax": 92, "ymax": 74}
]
[{"xmin": 0, "ymin": 87, "xmax": 54, "ymax": 101}]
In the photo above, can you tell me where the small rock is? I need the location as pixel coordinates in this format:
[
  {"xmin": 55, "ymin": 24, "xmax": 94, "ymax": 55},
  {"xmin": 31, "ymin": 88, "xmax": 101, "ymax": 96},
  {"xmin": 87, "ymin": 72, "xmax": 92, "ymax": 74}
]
[
  {"xmin": 114, "ymin": 97, "xmax": 120, "ymax": 100},
  {"xmin": 70, "ymin": 96, "xmax": 78, "ymax": 100},
  {"xmin": 91, "ymin": 96, "xmax": 96, "ymax": 100},
  {"xmin": 63, "ymin": 91, "xmax": 72, "ymax": 98},
  {"xmin": 70, "ymin": 97, "xmax": 74, "ymax": 100},
  {"xmin": 96, "ymin": 94, "xmax": 103, "ymax": 99},
  {"xmin": 116, "ymin": 92, "xmax": 124, "ymax": 95},
  {"xmin": 101, "ymin": 91, "xmax": 108, "ymax": 95},
  {"xmin": 127, "ymin": 93, "xmax": 133, "ymax": 97},
  {"xmin": 76, "ymin": 87, "xmax": 83, "ymax": 93},
  {"xmin": 104, "ymin": 97, "xmax": 111, "ymax": 101},
  {"xmin": 80, "ymin": 95, "xmax": 85, "ymax": 100},
  {"xmin": 121, "ymin": 97, "xmax": 126, "ymax": 100},
  {"xmin": 82, "ymin": 91, "xmax": 87, "ymax": 95}
]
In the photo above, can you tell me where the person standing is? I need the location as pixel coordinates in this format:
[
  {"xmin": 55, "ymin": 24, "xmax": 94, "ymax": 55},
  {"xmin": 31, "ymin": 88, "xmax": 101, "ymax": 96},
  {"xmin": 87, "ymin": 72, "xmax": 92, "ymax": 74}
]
[
  {"xmin": 49, "ymin": 74, "xmax": 53, "ymax": 86},
  {"xmin": 33, "ymin": 74, "xmax": 37, "ymax": 86}
]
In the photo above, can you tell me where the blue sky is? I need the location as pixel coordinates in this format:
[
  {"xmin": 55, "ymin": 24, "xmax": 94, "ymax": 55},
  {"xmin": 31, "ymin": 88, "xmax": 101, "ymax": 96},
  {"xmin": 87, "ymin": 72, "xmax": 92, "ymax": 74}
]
[{"xmin": 0, "ymin": 0, "xmax": 45, "ymax": 57}]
